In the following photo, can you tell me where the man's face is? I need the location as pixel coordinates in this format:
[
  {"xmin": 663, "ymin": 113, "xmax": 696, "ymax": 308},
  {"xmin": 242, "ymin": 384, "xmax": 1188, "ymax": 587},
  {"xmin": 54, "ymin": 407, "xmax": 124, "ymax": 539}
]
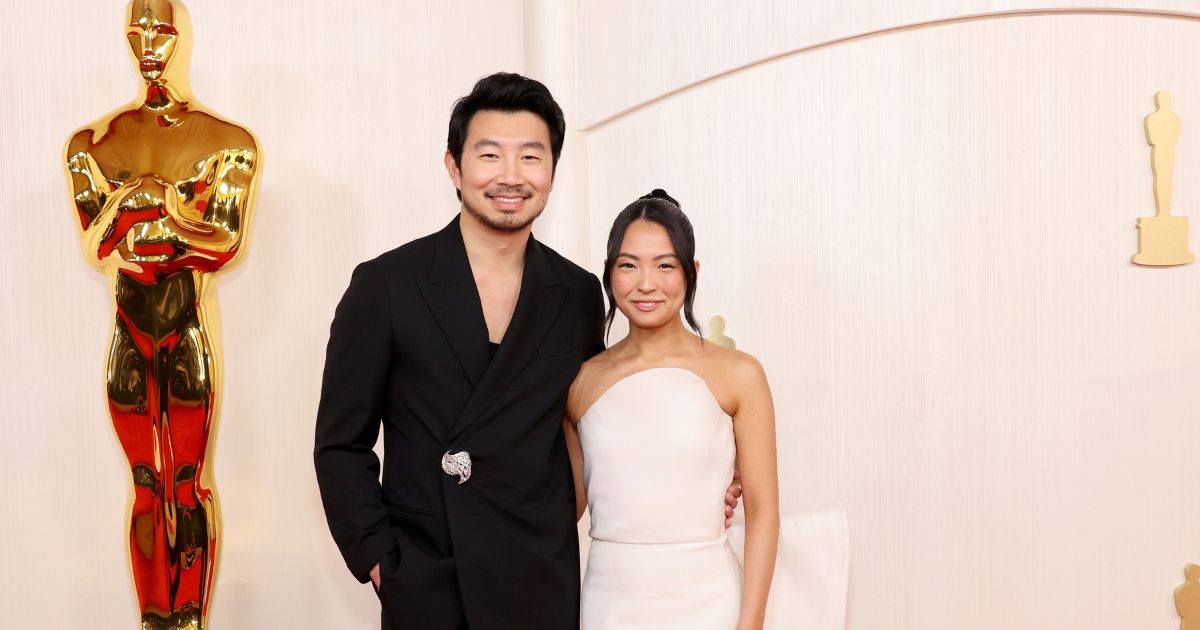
[
  {"xmin": 126, "ymin": 1, "xmax": 181, "ymax": 82},
  {"xmin": 446, "ymin": 110, "xmax": 554, "ymax": 233}
]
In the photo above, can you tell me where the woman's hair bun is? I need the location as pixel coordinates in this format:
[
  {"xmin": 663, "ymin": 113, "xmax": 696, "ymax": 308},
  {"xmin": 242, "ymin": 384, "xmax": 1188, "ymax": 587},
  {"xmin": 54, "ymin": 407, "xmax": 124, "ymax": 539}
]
[{"xmin": 639, "ymin": 188, "xmax": 681, "ymax": 208}]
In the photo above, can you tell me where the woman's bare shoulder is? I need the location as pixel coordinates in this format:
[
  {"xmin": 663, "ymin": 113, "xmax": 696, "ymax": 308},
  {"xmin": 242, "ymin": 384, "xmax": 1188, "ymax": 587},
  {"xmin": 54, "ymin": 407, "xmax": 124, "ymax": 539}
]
[
  {"xmin": 698, "ymin": 342, "xmax": 763, "ymax": 381},
  {"xmin": 567, "ymin": 350, "xmax": 614, "ymax": 422},
  {"xmin": 690, "ymin": 342, "xmax": 768, "ymax": 415}
]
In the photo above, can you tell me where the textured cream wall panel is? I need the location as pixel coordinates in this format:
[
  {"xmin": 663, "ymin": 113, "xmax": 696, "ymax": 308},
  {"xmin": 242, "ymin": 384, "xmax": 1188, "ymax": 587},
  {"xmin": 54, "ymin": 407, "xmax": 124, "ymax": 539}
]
[
  {"xmin": 0, "ymin": 1, "xmax": 524, "ymax": 627},
  {"xmin": 524, "ymin": 0, "xmax": 592, "ymax": 266},
  {"xmin": 578, "ymin": 0, "xmax": 1200, "ymax": 128},
  {"xmin": 585, "ymin": 13, "xmax": 1200, "ymax": 629}
]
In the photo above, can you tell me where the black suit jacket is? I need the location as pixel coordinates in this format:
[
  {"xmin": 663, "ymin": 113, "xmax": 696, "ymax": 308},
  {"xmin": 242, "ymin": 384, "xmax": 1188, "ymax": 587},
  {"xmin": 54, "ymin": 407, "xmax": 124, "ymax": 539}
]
[{"xmin": 315, "ymin": 217, "xmax": 605, "ymax": 630}]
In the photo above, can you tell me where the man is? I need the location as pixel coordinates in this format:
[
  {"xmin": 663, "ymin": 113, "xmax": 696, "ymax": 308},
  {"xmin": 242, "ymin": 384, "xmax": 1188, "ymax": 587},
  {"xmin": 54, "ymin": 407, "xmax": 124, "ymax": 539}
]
[{"xmin": 314, "ymin": 73, "xmax": 738, "ymax": 630}]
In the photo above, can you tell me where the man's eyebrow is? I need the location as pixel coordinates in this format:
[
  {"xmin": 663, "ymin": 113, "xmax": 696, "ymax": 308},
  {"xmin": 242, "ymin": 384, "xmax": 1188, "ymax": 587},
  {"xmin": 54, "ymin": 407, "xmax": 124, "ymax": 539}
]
[{"xmin": 471, "ymin": 139, "xmax": 547, "ymax": 151}]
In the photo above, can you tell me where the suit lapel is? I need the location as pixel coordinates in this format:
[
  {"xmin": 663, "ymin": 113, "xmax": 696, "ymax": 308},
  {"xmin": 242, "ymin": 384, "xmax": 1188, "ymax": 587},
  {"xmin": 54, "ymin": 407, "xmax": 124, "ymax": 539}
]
[
  {"xmin": 417, "ymin": 218, "xmax": 490, "ymax": 388},
  {"xmin": 448, "ymin": 235, "xmax": 567, "ymax": 442}
]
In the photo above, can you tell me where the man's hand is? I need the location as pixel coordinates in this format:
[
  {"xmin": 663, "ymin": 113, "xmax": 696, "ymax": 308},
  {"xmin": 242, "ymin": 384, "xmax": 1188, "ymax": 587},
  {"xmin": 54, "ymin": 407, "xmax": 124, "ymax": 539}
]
[
  {"xmin": 723, "ymin": 470, "xmax": 743, "ymax": 528},
  {"xmin": 370, "ymin": 563, "xmax": 381, "ymax": 589}
]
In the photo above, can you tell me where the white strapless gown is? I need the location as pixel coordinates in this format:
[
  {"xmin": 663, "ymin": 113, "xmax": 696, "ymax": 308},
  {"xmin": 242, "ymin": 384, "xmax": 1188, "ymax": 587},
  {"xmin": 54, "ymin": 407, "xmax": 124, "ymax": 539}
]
[
  {"xmin": 578, "ymin": 367, "xmax": 742, "ymax": 629},
  {"xmin": 578, "ymin": 368, "xmax": 852, "ymax": 629}
]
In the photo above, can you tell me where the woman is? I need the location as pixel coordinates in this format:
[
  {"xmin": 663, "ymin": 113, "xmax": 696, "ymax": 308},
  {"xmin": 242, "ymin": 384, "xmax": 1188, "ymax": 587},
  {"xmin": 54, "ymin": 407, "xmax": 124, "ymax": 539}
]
[{"xmin": 564, "ymin": 190, "xmax": 780, "ymax": 629}]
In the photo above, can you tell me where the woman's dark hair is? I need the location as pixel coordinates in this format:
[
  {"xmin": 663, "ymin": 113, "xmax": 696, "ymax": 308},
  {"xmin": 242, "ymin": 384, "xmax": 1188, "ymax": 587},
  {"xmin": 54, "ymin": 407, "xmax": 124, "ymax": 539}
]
[
  {"xmin": 603, "ymin": 189, "xmax": 701, "ymax": 342},
  {"xmin": 447, "ymin": 72, "xmax": 566, "ymax": 199}
]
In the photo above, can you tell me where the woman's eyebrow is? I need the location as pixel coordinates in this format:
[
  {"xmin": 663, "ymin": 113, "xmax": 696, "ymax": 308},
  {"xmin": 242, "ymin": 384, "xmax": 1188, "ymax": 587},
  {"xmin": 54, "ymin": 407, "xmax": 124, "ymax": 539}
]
[{"xmin": 616, "ymin": 253, "xmax": 678, "ymax": 260}]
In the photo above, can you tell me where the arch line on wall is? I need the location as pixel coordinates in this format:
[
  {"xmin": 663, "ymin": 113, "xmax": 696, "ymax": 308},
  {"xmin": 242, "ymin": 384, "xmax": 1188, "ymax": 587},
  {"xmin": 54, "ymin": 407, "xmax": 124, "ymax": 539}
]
[{"xmin": 579, "ymin": 7, "xmax": 1200, "ymax": 132}]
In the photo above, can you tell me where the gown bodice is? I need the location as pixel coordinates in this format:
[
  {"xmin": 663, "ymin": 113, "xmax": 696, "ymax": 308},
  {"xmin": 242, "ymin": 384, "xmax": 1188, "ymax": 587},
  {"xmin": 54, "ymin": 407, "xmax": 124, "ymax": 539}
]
[{"xmin": 578, "ymin": 367, "xmax": 735, "ymax": 545}]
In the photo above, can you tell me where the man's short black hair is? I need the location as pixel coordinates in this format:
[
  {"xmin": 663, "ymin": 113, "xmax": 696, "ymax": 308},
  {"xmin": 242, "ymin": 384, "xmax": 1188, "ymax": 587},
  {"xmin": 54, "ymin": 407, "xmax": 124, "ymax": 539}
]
[{"xmin": 447, "ymin": 73, "xmax": 566, "ymax": 198}]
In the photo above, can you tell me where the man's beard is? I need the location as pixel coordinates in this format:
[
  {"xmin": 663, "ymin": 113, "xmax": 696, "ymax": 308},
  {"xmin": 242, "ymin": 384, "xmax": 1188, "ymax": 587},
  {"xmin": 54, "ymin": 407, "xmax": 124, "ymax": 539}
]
[{"xmin": 462, "ymin": 194, "xmax": 545, "ymax": 233}]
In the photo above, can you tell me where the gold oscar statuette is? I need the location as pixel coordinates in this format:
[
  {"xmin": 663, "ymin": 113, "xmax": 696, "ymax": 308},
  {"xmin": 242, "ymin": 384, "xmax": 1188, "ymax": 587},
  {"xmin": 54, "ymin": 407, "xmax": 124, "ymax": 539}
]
[
  {"xmin": 706, "ymin": 315, "xmax": 737, "ymax": 350},
  {"xmin": 1179, "ymin": 564, "xmax": 1200, "ymax": 630},
  {"xmin": 63, "ymin": 1, "xmax": 260, "ymax": 628},
  {"xmin": 1132, "ymin": 91, "xmax": 1193, "ymax": 266}
]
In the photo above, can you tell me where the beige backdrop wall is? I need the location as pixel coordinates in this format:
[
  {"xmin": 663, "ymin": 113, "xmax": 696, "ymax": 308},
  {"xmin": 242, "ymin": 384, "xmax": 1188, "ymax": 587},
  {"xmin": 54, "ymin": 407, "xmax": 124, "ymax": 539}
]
[{"xmin": 2, "ymin": 1, "xmax": 1199, "ymax": 629}]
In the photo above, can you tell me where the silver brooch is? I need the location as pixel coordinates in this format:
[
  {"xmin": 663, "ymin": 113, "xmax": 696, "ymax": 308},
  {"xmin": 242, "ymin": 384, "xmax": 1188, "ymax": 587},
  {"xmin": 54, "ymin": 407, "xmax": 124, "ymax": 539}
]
[{"xmin": 441, "ymin": 450, "xmax": 471, "ymax": 484}]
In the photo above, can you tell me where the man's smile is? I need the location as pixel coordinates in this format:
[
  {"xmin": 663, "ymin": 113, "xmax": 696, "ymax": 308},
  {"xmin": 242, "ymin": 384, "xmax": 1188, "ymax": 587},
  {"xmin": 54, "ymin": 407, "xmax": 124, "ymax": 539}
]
[{"xmin": 487, "ymin": 193, "xmax": 531, "ymax": 211}]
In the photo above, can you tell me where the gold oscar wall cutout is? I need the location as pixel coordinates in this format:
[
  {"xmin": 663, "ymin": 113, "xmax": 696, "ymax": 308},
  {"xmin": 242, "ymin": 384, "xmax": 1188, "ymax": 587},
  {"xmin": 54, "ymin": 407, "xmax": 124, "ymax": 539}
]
[
  {"xmin": 1133, "ymin": 91, "xmax": 1193, "ymax": 266},
  {"xmin": 1178, "ymin": 564, "xmax": 1200, "ymax": 630},
  {"xmin": 63, "ymin": 2, "xmax": 260, "ymax": 628},
  {"xmin": 707, "ymin": 315, "xmax": 737, "ymax": 349}
]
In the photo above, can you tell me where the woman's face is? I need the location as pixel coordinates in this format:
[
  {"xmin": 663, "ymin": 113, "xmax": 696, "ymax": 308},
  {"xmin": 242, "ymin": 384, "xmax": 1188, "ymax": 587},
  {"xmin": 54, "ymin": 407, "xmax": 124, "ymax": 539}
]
[{"xmin": 610, "ymin": 219, "xmax": 691, "ymax": 331}]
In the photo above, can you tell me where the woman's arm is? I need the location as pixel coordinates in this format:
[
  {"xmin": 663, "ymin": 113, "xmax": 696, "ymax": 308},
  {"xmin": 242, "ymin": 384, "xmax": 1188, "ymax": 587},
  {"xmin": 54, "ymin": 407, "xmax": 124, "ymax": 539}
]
[
  {"xmin": 731, "ymin": 355, "xmax": 779, "ymax": 630},
  {"xmin": 562, "ymin": 418, "xmax": 588, "ymax": 521}
]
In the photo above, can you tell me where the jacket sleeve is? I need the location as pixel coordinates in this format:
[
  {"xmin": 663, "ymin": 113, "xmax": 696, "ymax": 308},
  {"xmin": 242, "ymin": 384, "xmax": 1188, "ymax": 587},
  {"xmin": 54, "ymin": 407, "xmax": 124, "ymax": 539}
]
[
  {"xmin": 313, "ymin": 261, "xmax": 397, "ymax": 583},
  {"xmin": 585, "ymin": 272, "xmax": 607, "ymax": 359}
]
